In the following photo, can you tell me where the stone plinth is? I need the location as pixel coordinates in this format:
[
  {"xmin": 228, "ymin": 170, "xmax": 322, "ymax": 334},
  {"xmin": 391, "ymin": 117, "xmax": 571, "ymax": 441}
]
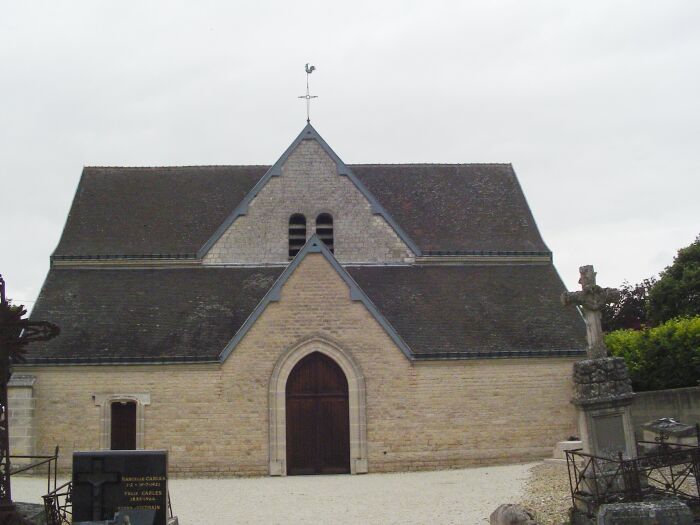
[
  {"xmin": 573, "ymin": 357, "xmax": 633, "ymax": 404},
  {"xmin": 573, "ymin": 357, "xmax": 636, "ymax": 459}
]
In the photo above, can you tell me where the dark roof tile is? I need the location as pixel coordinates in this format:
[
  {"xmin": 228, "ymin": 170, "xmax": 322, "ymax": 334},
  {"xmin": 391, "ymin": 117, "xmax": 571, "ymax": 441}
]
[
  {"xmin": 27, "ymin": 264, "xmax": 585, "ymax": 363},
  {"xmin": 53, "ymin": 163, "xmax": 547, "ymax": 257},
  {"xmin": 352, "ymin": 164, "xmax": 547, "ymax": 253},
  {"xmin": 27, "ymin": 267, "xmax": 282, "ymax": 362},
  {"xmin": 54, "ymin": 166, "xmax": 267, "ymax": 257},
  {"xmin": 348, "ymin": 264, "xmax": 585, "ymax": 356}
]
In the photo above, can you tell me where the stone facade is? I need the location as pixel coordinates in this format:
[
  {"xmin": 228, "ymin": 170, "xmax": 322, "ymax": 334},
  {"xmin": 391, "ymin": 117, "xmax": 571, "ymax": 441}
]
[
  {"xmin": 8, "ymin": 375, "xmax": 37, "ymax": 463},
  {"xmin": 12, "ymin": 254, "xmax": 578, "ymax": 475},
  {"xmin": 203, "ymin": 140, "xmax": 414, "ymax": 264}
]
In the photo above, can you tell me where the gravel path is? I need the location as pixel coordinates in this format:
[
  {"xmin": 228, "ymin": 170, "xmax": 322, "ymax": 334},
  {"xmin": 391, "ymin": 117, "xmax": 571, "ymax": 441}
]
[
  {"xmin": 519, "ymin": 462, "xmax": 572, "ymax": 525},
  {"xmin": 12, "ymin": 463, "xmax": 535, "ymax": 524}
]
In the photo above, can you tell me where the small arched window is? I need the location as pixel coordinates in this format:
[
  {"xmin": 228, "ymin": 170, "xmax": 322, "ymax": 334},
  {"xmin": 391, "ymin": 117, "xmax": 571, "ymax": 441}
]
[
  {"xmin": 289, "ymin": 214, "xmax": 307, "ymax": 260},
  {"xmin": 316, "ymin": 213, "xmax": 334, "ymax": 253}
]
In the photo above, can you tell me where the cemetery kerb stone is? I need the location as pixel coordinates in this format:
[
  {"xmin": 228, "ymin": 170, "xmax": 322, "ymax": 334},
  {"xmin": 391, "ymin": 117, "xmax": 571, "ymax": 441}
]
[{"xmin": 72, "ymin": 450, "xmax": 168, "ymax": 525}]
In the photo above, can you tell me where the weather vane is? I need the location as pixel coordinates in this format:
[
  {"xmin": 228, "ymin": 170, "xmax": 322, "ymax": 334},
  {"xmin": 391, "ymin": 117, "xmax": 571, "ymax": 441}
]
[{"xmin": 298, "ymin": 63, "xmax": 317, "ymax": 123}]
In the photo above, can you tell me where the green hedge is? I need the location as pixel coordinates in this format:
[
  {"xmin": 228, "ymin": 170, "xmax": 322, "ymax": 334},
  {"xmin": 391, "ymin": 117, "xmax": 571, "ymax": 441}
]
[{"xmin": 605, "ymin": 316, "xmax": 700, "ymax": 392}]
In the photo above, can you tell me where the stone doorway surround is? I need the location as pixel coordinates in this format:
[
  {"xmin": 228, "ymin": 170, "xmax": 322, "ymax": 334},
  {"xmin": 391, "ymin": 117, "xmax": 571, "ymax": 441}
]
[
  {"xmin": 268, "ymin": 336, "xmax": 368, "ymax": 475},
  {"xmin": 93, "ymin": 393, "xmax": 150, "ymax": 450}
]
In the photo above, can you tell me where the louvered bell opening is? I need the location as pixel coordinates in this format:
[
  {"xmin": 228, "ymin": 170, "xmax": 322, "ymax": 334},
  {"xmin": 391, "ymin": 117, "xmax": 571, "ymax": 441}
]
[
  {"xmin": 316, "ymin": 213, "xmax": 334, "ymax": 254},
  {"xmin": 289, "ymin": 214, "xmax": 307, "ymax": 260}
]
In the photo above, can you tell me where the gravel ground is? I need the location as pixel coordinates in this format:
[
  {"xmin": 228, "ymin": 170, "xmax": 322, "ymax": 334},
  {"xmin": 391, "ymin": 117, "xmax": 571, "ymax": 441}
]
[
  {"xmin": 12, "ymin": 463, "xmax": 535, "ymax": 524},
  {"xmin": 519, "ymin": 462, "xmax": 572, "ymax": 525}
]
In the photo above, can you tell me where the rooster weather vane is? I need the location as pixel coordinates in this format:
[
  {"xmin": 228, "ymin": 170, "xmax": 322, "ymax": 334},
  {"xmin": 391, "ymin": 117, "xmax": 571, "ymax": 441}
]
[{"xmin": 298, "ymin": 63, "xmax": 317, "ymax": 123}]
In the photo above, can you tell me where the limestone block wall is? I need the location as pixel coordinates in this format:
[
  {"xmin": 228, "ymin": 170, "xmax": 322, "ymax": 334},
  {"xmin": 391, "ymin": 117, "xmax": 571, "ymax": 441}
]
[
  {"xmin": 630, "ymin": 386, "xmax": 700, "ymax": 439},
  {"xmin": 8, "ymin": 375, "xmax": 37, "ymax": 464},
  {"xmin": 203, "ymin": 140, "xmax": 413, "ymax": 264},
  {"xmin": 15, "ymin": 255, "xmax": 578, "ymax": 475}
]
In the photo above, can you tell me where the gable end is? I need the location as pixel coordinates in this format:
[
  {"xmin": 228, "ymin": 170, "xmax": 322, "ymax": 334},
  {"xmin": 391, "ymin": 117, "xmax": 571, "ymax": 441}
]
[
  {"xmin": 218, "ymin": 235, "xmax": 414, "ymax": 361},
  {"xmin": 198, "ymin": 124, "xmax": 421, "ymax": 259}
]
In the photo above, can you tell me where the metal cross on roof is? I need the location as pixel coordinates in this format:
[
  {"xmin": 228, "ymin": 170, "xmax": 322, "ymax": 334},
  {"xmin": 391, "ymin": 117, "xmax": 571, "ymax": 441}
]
[{"xmin": 298, "ymin": 63, "xmax": 317, "ymax": 123}]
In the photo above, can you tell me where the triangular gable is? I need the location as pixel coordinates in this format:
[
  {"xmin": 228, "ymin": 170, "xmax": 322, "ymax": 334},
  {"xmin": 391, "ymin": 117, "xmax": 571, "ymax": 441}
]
[
  {"xmin": 197, "ymin": 123, "xmax": 421, "ymax": 258},
  {"xmin": 218, "ymin": 234, "xmax": 414, "ymax": 361}
]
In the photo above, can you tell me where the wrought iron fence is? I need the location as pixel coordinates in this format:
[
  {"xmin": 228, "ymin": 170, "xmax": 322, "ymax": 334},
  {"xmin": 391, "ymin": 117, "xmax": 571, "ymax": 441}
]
[
  {"xmin": 9, "ymin": 445, "xmax": 60, "ymax": 496},
  {"xmin": 43, "ymin": 480, "xmax": 72, "ymax": 525},
  {"xmin": 8, "ymin": 446, "xmax": 69, "ymax": 524},
  {"xmin": 566, "ymin": 442, "xmax": 700, "ymax": 518}
]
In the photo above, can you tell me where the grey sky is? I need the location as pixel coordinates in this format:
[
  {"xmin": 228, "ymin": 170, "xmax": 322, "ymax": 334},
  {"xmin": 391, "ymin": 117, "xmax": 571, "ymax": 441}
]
[{"xmin": 1, "ymin": 1, "xmax": 698, "ymax": 307}]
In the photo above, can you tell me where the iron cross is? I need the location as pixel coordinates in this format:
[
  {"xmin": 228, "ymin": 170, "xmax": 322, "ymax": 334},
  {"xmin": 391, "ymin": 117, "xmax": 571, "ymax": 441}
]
[{"xmin": 298, "ymin": 63, "xmax": 317, "ymax": 123}]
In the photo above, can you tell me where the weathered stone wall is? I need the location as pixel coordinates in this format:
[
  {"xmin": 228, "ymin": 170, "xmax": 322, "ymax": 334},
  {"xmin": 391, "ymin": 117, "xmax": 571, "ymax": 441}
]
[
  {"xmin": 203, "ymin": 140, "xmax": 413, "ymax": 264},
  {"xmin": 8, "ymin": 375, "xmax": 37, "ymax": 463},
  {"xmin": 630, "ymin": 386, "xmax": 700, "ymax": 440},
  {"xmin": 14, "ymin": 254, "xmax": 577, "ymax": 475}
]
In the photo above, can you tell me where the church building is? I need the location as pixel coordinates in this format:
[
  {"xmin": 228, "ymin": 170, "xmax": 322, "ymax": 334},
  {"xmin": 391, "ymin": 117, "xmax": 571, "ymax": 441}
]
[{"xmin": 12, "ymin": 123, "xmax": 586, "ymax": 475}]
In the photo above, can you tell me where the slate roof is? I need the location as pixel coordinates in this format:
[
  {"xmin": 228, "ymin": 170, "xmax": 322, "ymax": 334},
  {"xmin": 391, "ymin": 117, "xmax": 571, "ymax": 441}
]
[
  {"xmin": 353, "ymin": 164, "xmax": 547, "ymax": 253},
  {"xmin": 27, "ymin": 264, "xmax": 585, "ymax": 363},
  {"xmin": 347, "ymin": 264, "xmax": 585, "ymax": 358},
  {"xmin": 52, "ymin": 163, "xmax": 548, "ymax": 258},
  {"xmin": 26, "ymin": 267, "xmax": 283, "ymax": 363},
  {"xmin": 54, "ymin": 166, "xmax": 266, "ymax": 258}
]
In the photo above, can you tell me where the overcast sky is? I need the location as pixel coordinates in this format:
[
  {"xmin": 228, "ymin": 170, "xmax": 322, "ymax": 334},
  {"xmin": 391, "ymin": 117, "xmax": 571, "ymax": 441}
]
[{"xmin": 1, "ymin": 1, "xmax": 698, "ymax": 308}]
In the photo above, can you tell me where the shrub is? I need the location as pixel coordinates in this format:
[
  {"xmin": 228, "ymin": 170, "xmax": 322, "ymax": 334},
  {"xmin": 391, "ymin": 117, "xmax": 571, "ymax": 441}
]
[{"xmin": 605, "ymin": 316, "xmax": 700, "ymax": 391}]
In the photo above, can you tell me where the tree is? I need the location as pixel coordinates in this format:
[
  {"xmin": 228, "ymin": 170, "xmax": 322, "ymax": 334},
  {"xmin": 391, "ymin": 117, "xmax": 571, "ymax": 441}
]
[
  {"xmin": 647, "ymin": 234, "xmax": 700, "ymax": 325},
  {"xmin": 602, "ymin": 278, "xmax": 655, "ymax": 332}
]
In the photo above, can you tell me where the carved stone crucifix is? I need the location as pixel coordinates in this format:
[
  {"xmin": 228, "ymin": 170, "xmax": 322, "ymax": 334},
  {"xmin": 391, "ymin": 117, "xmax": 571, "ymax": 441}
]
[{"xmin": 561, "ymin": 265, "xmax": 620, "ymax": 359}]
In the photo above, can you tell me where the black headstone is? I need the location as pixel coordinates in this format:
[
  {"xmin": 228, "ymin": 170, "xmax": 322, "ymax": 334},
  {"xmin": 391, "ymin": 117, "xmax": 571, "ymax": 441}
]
[{"xmin": 72, "ymin": 450, "xmax": 168, "ymax": 525}]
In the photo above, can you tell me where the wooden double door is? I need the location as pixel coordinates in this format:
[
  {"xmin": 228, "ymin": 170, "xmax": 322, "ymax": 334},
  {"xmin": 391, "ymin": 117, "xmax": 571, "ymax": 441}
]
[{"xmin": 286, "ymin": 352, "xmax": 350, "ymax": 475}]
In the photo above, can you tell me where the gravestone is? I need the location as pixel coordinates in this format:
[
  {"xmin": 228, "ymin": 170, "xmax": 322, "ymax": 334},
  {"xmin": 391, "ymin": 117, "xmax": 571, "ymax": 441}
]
[
  {"xmin": 639, "ymin": 417, "xmax": 700, "ymax": 456},
  {"xmin": 72, "ymin": 450, "xmax": 168, "ymax": 525}
]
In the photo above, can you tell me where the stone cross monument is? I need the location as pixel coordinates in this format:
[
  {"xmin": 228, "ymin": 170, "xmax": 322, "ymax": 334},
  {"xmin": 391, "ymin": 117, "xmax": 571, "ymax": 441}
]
[{"xmin": 562, "ymin": 265, "xmax": 636, "ymax": 459}]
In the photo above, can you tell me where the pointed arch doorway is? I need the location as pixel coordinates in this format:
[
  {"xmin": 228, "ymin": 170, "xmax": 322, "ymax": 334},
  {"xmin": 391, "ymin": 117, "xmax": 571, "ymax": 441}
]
[
  {"xmin": 269, "ymin": 338, "xmax": 368, "ymax": 476},
  {"xmin": 285, "ymin": 351, "xmax": 350, "ymax": 475}
]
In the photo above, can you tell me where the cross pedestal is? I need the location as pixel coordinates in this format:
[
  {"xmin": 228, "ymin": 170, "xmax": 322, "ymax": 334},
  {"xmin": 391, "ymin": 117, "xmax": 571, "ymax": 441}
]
[{"xmin": 572, "ymin": 357, "xmax": 636, "ymax": 459}]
